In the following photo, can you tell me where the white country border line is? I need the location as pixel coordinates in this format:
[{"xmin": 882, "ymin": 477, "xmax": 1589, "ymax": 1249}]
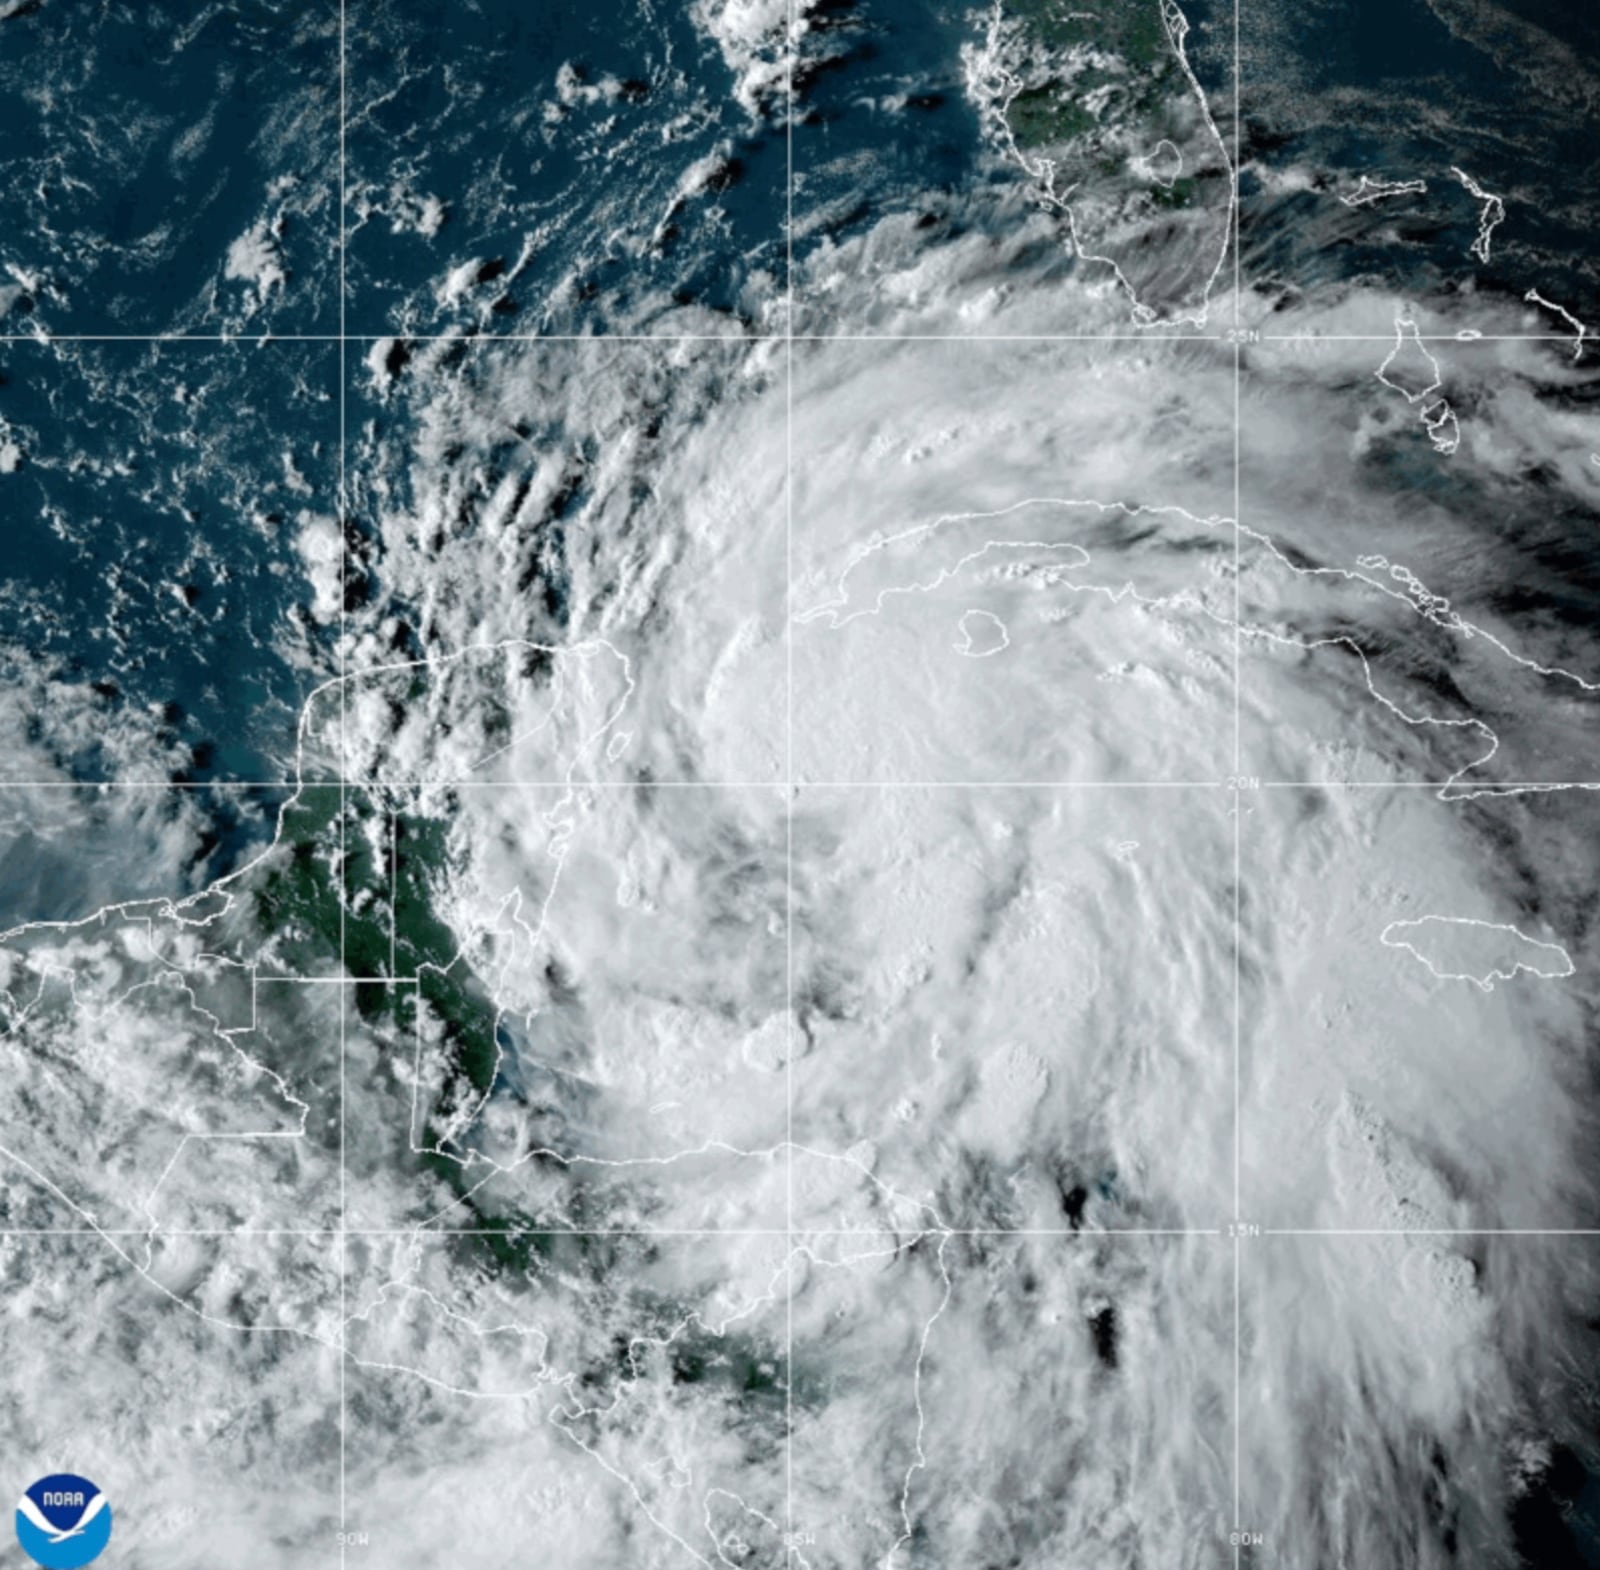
[
  {"xmin": 2, "ymin": 1126, "xmax": 954, "ymax": 1570},
  {"xmin": 0, "ymin": 638, "xmax": 637, "ymax": 1251},
  {"xmin": 968, "ymin": 0, "xmax": 1236, "ymax": 329},
  {"xmin": 794, "ymin": 495, "xmax": 1228, "ymax": 631},
  {"xmin": 793, "ymin": 487, "xmax": 1600, "ymax": 800},
  {"xmin": 1378, "ymin": 914, "xmax": 1575, "ymax": 992},
  {"xmin": 1339, "ymin": 175, "xmax": 1428, "ymax": 209},
  {"xmin": 411, "ymin": 1130, "xmax": 951, "ymax": 1240},
  {"xmin": 1450, "ymin": 167, "xmax": 1505, "ymax": 264},
  {"xmin": 0, "ymin": 637, "xmax": 638, "ymax": 953},
  {"xmin": 1524, "ymin": 287, "xmax": 1590, "ymax": 362}
]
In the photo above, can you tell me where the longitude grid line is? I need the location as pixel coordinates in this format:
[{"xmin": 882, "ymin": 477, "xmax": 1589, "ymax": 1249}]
[
  {"xmin": 784, "ymin": 0, "xmax": 797, "ymax": 1554},
  {"xmin": 1231, "ymin": 0, "xmax": 1245, "ymax": 1554},
  {"xmin": 337, "ymin": 0, "xmax": 349, "ymax": 1561}
]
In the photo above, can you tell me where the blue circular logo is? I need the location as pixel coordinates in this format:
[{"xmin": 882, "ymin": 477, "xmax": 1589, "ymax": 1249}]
[{"xmin": 14, "ymin": 1475, "xmax": 112, "ymax": 1569}]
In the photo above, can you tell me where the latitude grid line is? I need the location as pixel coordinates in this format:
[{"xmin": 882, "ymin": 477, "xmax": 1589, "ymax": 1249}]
[
  {"xmin": 0, "ymin": 1227, "xmax": 1215, "ymax": 1239},
  {"xmin": 6, "ymin": 1222, "xmax": 1593, "ymax": 1235},
  {"xmin": 11, "ymin": 778, "xmax": 1600, "ymax": 789},
  {"xmin": 0, "ymin": 333, "xmax": 1579, "ymax": 344}
]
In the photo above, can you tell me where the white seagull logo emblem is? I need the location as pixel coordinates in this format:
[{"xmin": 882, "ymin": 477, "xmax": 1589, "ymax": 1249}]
[{"xmin": 17, "ymin": 1492, "xmax": 107, "ymax": 1545}]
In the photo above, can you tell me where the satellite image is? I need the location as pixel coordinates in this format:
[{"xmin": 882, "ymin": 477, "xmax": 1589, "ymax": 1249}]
[{"xmin": 1, "ymin": 0, "xmax": 1598, "ymax": 1566}]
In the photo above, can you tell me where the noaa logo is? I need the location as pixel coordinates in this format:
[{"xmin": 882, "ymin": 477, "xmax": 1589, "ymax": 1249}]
[{"xmin": 14, "ymin": 1475, "xmax": 112, "ymax": 1569}]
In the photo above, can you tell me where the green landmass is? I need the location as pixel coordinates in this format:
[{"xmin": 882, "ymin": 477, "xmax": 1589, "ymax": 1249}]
[
  {"xmin": 1000, "ymin": 0, "xmax": 1178, "ymax": 154},
  {"xmin": 1006, "ymin": 82, "xmax": 1097, "ymax": 144},
  {"xmin": 1151, "ymin": 174, "xmax": 1198, "ymax": 210},
  {"xmin": 1007, "ymin": 0, "xmax": 1168, "ymax": 63},
  {"xmin": 248, "ymin": 787, "xmax": 533, "ymax": 1264}
]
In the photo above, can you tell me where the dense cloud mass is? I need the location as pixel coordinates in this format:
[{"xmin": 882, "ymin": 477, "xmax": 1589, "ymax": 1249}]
[{"xmin": 3, "ymin": 0, "xmax": 1600, "ymax": 1566}]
